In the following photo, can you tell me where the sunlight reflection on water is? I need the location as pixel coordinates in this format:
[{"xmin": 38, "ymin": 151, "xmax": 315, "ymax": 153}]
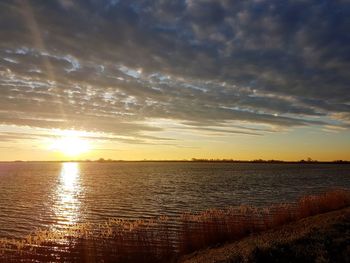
[
  {"xmin": 53, "ymin": 163, "xmax": 81, "ymax": 228},
  {"xmin": 1, "ymin": 162, "xmax": 350, "ymax": 239}
]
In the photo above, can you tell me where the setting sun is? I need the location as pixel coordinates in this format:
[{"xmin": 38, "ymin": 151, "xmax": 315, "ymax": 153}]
[{"xmin": 49, "ymin": 130, "xmax": 91, "ymax": 157}]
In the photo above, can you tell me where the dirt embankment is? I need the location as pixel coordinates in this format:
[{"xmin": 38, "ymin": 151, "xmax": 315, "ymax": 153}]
[{"xmin": 180, "ymin": 207, "xmax": 350, "ymax": 263}]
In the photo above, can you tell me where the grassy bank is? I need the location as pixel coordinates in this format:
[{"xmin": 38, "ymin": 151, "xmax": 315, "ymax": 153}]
[
  {"xmin": 179, "ymin": 189, "xmax": 350, "ymax": 254},
  {"xmin": 0, "ymin": 189, "xmax": 349, "ymax": 262},
  {"xmin": 180, "ymin": 206, "xmax": 350, "ymax": 263}
]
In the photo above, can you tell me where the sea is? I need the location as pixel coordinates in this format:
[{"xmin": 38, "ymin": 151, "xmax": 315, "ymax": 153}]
[{"xmin": 0, "ymin": 161, "xmax": 349, "ymax": 239}]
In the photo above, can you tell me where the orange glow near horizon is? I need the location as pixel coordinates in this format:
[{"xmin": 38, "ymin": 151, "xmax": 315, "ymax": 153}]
[
  {"xmin": 0, "ymin": 125, "xmax": 349, "ymax": 162},
  {"xmin": 48, "ymin": 130, "xmax": 92, "ymax": 157}
]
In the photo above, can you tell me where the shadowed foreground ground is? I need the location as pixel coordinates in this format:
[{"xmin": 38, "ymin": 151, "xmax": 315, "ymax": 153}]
[{"xmin": 180, "ymin": 207, "xmax": 350, "ymax": 263}]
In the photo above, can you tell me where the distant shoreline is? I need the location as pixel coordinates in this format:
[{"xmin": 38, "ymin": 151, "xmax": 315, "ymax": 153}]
[{"xmin": 2, "ymin": 159, "xmax": 350, "ymax": 164}]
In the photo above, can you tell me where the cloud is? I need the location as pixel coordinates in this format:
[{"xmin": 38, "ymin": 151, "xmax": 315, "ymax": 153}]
[
  {"xmin": 0, "ymin": 130, "xmax": 175, "ymax": 147},
  {"xmin": 0, "ymin": 0, "xmax": 349, "ymax": 142}
]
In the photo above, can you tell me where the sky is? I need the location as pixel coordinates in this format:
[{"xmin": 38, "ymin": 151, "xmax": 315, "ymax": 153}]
[{"xmin": 0, "ymin": 0, "xmax": 349, "ymax": 161}]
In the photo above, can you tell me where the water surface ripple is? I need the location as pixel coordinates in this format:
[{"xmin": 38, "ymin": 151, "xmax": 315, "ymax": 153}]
[{"xmin": 0, "ymin": 162, "xmax": 349, "ymax": 238}]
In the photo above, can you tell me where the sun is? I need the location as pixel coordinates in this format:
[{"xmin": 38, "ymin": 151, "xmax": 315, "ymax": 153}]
[{"xmin": 49, "ymin": 130, "xmax": 91, "ymax": 157}]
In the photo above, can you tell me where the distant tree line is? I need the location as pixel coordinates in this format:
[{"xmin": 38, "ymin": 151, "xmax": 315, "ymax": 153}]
[
  {"xmin": 190, "ymin": 158, "xmax": 350, "ymax": 164},
  {"xmin": 6, "ymin": 158, "xmax": 350, "ymax": 164}
]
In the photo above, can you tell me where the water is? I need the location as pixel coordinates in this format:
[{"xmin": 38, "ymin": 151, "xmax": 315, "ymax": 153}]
[{"xmin": 0, "ymin": 162, "xmax": 349, "ymax": 239}]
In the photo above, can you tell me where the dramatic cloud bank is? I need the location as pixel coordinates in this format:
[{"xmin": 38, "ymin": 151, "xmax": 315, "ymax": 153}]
[{"xmin": 0, "ymin": 0, "xmax": 349, "ymax": 143}]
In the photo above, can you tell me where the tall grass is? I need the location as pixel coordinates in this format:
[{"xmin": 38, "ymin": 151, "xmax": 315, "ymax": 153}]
[
  {"xmin": 0, "ymin": 189, "xmax": 349, "ymax": 262},
  {"xmin": 179, "ymin": 189, "xmax": 350, "ymax": 254}
]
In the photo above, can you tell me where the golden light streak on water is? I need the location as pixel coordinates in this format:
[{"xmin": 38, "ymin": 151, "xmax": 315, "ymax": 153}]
[{"xmin": 54, "ymin": 163, "xmax": 81, "ymax": 227}]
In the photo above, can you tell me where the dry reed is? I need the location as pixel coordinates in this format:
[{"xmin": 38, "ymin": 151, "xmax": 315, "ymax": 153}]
[{"xmin": 0, "ymin": 189, "xmax": 349, "ymax": 262}]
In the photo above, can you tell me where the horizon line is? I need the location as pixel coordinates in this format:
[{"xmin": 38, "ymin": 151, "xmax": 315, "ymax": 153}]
[{"xmin": 1, "ymin": 159, "xmax": 350, "ymax": 163}]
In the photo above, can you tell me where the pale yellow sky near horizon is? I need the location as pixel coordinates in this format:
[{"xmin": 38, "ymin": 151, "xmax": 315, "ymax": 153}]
[{"xmin": 1, "ymin": 123, "xmax": 349, "ymax": 162}]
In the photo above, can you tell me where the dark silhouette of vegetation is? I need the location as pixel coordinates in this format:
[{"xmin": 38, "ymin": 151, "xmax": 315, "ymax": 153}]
[{"xmin": 3, "ymin": 158, "xmax": 350, "ymax": 164}]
